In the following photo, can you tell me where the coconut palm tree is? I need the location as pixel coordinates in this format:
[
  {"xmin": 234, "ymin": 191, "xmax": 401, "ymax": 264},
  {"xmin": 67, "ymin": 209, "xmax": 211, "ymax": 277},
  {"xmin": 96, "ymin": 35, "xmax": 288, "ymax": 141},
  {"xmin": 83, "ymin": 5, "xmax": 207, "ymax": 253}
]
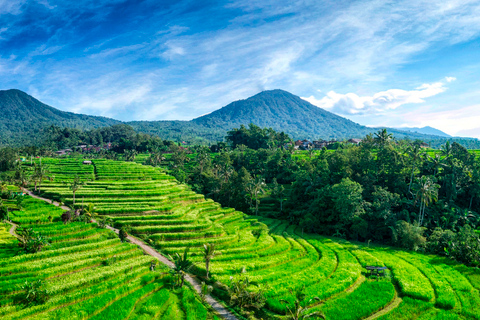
[
  {"xmin": 14, "ymin": 163, "xmax": 30, "ymax": 188},
  {"xmin": 414, "ymin": 176, "xmax": 440, "ymax": 226},
  {"xmin": 247, "ymin": 175, "xmax": 266, "ymax": 215},
  {"xmin": 32, "ymin": 163, "xmax": 53, "ymax": 192},
  {"xmin": 407, "ymin": 144, "xmax": 423, "ymax": 194},
  {"xmin": 427, "ymin": 154, "xmax": 446, "ymax": 177},
  {"xmin": 374, "ymin": 129, "xmax": 393, "ymax": 147},
  {"xmin": 203, "ymin": 243, "xmax": 221, "ymax": 280},
  {"xmin": 169, "ymin": 247, "xmax": 193, "ymax": 288},
  {"xmin": 68, "ymin": 175, "xmax": 85, "ymax": 206}
]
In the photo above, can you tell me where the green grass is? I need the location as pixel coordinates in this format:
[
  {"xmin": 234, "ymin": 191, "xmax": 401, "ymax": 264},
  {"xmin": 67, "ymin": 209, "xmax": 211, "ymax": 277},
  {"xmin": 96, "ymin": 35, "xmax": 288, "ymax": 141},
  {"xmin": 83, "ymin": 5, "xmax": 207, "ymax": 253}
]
[{"xmin": 5, "ymin": 157, "xmax": 480, "ymax": 320}]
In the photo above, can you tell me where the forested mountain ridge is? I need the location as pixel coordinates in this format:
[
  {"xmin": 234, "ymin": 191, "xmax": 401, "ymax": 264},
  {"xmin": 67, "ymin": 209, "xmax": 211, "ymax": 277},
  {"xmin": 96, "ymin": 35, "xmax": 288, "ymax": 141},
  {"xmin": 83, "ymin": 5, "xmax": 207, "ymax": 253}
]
[
  {"xmin": 0, "ymin": 89, "xmax": 121, "ymax": 146},
  {"xmin": 133, "ymin": 89, "xmax": 463, "ymax": 142},
  {"xmin": 1, "ymin": 88, "xmax": 478, "ymax": 147},
  {"xmin": 192, "ymin": 89, "xmax": 368, "ymax": 139}
]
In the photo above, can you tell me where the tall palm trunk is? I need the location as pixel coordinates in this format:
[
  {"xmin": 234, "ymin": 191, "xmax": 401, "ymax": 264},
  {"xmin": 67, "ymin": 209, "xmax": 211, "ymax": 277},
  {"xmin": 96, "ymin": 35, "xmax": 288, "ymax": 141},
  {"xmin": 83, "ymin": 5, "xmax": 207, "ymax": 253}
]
[
  {"xmin": 205, "ymin": 259, "xmax": 210, "ymax": 279},
  {"xmin": 408, "ymin": 164, "xmax": 415, "ymax": 194}
]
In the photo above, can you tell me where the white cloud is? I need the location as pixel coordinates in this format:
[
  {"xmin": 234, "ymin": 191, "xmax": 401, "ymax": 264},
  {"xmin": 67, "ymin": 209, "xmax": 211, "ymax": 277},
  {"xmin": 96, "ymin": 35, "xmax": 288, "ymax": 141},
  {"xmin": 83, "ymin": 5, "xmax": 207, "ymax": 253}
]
[
  {"xmin": 302, "ymin": 78, "xmax": 454, "ymax": 115},
  {"xmin": 70, "ymin": 84, "xmax": 152, "ymax": 117},
  {"xmin": 0, "ymin": 0, "xmax": 26, "ymax": 15},
  {"xmin": 161, "ymin": 42, "xmax": 186, "ymax": 61},
  {"xmin": 445, "ymin": 76, "xmax": 456, "ymax": 82}
]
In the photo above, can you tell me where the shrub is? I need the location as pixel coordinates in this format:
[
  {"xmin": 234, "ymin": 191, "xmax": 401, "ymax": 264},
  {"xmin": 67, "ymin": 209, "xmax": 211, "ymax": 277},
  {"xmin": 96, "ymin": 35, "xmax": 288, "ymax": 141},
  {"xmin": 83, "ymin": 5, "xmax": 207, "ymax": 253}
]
[
  {"xmin": 61, "ymin": 211, "xmax": 72, "ymax": 224},
  {"xmin": 228, "ymin": 276, "xmax": 266, "ymax": 316},
  {"xmin": 393, "ymin": 220, "xmax": 426, "ymax": 251},
  {"xmin": 18, "ymin": 228, "xmax": 50, "ymax": 253},
  {"xmin": 119, "ymin": 227, "xmax": 129, "ymax": 243},
  {"xmin": 18, "ymin": 280, "xmax": 49, "ymax": 306}
]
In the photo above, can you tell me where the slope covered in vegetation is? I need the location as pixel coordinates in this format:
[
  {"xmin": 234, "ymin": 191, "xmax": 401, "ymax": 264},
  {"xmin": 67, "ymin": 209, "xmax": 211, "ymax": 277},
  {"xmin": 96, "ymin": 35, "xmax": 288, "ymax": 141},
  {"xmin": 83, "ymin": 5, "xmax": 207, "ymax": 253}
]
[
  {"xmin": 31, "ymin": 157, "xmax": 480, "ymax": 320},
  {"xmin": 0, "ymin": 193, "xmax": 219, "ymax": 320}
]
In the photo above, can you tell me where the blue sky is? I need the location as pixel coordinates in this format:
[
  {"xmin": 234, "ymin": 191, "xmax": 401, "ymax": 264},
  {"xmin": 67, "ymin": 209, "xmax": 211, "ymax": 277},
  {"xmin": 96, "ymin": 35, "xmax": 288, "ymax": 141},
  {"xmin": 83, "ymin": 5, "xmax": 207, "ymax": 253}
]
[{"xmin": 1, "ymin": 0, "xmax": 480, "ymax": 137}]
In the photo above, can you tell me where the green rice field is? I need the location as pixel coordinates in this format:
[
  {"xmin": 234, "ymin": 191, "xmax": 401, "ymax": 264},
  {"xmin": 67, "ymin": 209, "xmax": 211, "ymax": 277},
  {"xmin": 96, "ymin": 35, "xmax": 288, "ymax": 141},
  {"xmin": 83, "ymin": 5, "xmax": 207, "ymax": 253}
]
[{"xmin": 3, "ymin": 157, "xmax": 480, "ymax": 319}]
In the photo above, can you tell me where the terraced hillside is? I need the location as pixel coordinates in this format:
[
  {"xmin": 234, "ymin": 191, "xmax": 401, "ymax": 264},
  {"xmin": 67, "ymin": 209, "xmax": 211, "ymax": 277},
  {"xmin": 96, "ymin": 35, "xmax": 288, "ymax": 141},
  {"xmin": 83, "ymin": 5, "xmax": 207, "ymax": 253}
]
[
  {"xmin": 0, "ymin": 196, "xmax": 219, "ymax": 320},
  {"xmin": 35, "ymin": 158, "xmax": 480, "ymax": 319}
]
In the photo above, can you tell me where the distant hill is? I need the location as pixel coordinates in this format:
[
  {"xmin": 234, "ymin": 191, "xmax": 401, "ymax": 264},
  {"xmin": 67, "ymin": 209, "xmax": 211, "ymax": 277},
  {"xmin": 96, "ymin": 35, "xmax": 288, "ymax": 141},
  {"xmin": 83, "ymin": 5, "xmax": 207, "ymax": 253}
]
[
  {"xmin": 0, "ymin": 89, "xmax": 121, "ymax": 146},
  {"xmin": 191, "ymin": 89, "xmax": 369, "ymax": 139},
  {"xmin": 394, "ymin": 126, "xmax": 451, "ymax": 138},
  {"xmin": 131, "ymin": 89, "xmax": 454, "ymax": 142},
  {"xmin": 1, "ymin": 88, "xmax": 479, "ymax": 148}
]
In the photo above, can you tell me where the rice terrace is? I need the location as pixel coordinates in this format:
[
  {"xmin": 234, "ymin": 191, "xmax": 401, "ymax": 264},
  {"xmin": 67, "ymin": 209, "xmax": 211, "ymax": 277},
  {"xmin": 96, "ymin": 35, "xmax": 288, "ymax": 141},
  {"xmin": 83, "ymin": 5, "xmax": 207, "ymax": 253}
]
[
  {"xmin": 2, "ymin": 1, "xmax": 480, "ymax": 319},
  {"xmin": 1, "ymin": 151, "xmax": 479, "ymax": 319}
]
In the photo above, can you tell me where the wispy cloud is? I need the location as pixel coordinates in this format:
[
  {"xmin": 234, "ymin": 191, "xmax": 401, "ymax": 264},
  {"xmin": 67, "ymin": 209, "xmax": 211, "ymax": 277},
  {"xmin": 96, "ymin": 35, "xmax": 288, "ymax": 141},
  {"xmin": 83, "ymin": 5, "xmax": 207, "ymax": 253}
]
[
  {"xmin": 1, "ymin": 0, "xmax": 480, "ymax": 130},
  {"xmin": 303, "ymin": 78, "xmax": 455, "ymax": 115}
]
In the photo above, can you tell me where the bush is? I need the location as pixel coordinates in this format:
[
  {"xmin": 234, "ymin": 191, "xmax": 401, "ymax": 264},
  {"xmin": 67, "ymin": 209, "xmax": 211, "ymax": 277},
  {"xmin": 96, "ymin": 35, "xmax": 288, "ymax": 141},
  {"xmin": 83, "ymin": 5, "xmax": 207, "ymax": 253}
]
[
  {"xmin": 18, "ymin": 280, "xmax": 49, "ymax": 306},
  {"xmin": 426, "ymin": 228, "xmax": 455, "ymax": 255},
  {"xmin": 61, "ymin": 211, "xmax": 72, "ymax": 224},
  {"xmin": 393, "ymin": 220, "xmax": 426, "ymax": 251},
  {"xmin": 434, "ymin": 225, "xmax": 480, "ymax": 267},
  {"xmin": 119, "ymin": 227, "xmax": 128, "ymax": 242},
  {"xmin": 18, "ymin": 228, "xmax": 50, "ymax": 253}
]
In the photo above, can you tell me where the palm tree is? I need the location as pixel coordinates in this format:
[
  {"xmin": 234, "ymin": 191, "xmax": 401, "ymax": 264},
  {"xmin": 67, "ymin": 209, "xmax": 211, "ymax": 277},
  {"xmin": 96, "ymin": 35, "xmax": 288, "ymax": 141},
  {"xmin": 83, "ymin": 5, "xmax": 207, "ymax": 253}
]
[
  {"xmin": 68, "ymin": 175, "xmax": 85, "ymax": 206},
  {"xmin": 169, "ymin": 247, "xmax": 193, "ymax": 288},
  {"xmin": 124, "ymin": 149, "xmax": 138, "ymax": 162},
  {"xmin": 414, "ymin": 176, "xmax": 440, "ymax": 226},
  {"xmin": 247, "ymin": 175, "xmax": 266, "ymax": 215},
  {"xmin": 203, "ymin": 243, "xmax": 221, "ymax": 280},
  {"xmin": 427, "ymin": 154, "xmax": 445, "ymax": 177},
  {"xmin": 441, "ymin": 141, "xmax": 452, "ymax": 159},
  {"xmin": 280, "ymin": 286, "xmax": 325, "ymax": 320},
  {"xmin": 407, "ymin": 144, "xmax": 423, "ymax": 194},
  {"xmin": 374, "ymin": 129, "xmax": 393, "ymax": 147},
  {"xmin": 32, "ymin": 163, "xmax": 53, "ymax": 192},
  {"xmin": 14, "ymin": 163, "xmax": 30, "ymax": 188}
]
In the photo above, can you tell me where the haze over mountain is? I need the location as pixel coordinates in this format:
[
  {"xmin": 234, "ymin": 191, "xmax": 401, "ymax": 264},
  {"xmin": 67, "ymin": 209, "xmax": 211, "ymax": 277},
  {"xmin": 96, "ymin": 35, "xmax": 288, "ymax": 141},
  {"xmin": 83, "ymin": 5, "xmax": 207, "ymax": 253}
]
[
  {"xmin": 0, "ymin": 88, "xmax": 475, "ymax": 147},
  {"xmin": 394, "ymin": 126, "xmax": 451, "ymax": 138}
]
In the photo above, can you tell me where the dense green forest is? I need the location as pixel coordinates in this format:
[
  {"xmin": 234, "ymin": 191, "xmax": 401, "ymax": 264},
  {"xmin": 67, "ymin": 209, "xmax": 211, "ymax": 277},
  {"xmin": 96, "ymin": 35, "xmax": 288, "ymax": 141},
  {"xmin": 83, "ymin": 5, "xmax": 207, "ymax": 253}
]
[
  {"xmin": 160, "ymin": 126, "xmax": 480, "ymax": 267},
  {"xmin": 1, "ymin": 125, "xmax": 480, "ymax": 319},
  {"xmin": 1, "ymin": 124, "xmax": 480, "ymax": 267}
]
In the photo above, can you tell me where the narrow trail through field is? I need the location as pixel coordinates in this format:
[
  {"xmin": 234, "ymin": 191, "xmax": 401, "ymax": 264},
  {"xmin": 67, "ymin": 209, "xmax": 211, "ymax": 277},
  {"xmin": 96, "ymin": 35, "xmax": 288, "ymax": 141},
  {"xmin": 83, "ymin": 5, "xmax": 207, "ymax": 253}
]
[
  {"xmin": 364, "ymin": 290, "xmax": 402, "ymax": 320},
  {"xmin": 22, "ymin": 188, "xmax": 71, "ymax": 210},
  {"xmin": 20, "ymin": 189, "xmax": 239, "ymax": 320},
  {"xmin": 5, "ymin": 221, "xmax": 18, "ymax": 238}
]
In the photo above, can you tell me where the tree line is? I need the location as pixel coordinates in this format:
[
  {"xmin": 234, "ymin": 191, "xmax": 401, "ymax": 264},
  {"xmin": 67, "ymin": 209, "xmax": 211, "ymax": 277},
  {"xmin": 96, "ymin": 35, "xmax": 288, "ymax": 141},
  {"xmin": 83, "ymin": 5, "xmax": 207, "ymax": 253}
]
[{"xmin": 167, "ymin": 126, "xmax": 480, "ymax": 266}]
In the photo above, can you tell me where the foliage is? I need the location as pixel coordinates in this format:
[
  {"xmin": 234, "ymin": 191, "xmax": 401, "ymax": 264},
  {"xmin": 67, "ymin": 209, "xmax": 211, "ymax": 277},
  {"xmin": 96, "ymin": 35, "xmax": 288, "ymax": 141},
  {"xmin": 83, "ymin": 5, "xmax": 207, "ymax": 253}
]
[
  {"xmin": 227, "ymin": 276, "xmax": 266, "ymax": 313},
  {"xmin": 169, "ymin": 247, "xmax": 194, "ymax": 288},
  {"xmin": 18, "ymin": 280, "xmax": 49, "ymax": 306},
  {"xmin": 68, "ymin": 175, "xmax": 85, "ymax": 205},
  {"xmin": 118, "ymin": 227, "xmax": 129, "ymax": 243},
  {"xmin": 61, "ymin": 210, "xmax": 73, "ymax": 224},
  {"xmin": 203, "ymin": 243, "xmax": 220, "ymax": 280},
  {"xmin": 97, "ymin": 216, "xmax": 112, "ymax": 229},
  {"xmin": 18, "ymin": 228, "xmax": 50, "ymax": 253},
  {"xmin": 0, "ymin": 203, "xmax": 8, "ymax": 221},
  {"xmin": 226, "ymin": 123, "xmax": 291, "ymax": 150},
  {"xmin": 392, "ymin": 221, "xmax": 426, "ymax": 251},
  {"xmin": 280, "ymin": 286, "xmax": 325, "ymax": 320},
  {"xmin": 429, "ymin": 226, "xmax": 480, "ymax": 266},
  {"xmin": 200, "ymin": 281, "xmax": 213, "ymax": 300}
]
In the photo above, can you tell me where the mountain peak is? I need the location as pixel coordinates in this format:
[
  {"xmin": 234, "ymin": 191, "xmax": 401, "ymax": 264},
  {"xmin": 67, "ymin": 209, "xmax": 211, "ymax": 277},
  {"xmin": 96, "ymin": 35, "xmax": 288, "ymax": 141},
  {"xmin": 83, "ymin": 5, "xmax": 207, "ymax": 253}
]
[
  {"xmin": 192, "ymin": 89, "xmax": 366, "ymax": 140},
  {"xmin": 0, "ymin": 88, "xmax": 120, "ymax": 146}
]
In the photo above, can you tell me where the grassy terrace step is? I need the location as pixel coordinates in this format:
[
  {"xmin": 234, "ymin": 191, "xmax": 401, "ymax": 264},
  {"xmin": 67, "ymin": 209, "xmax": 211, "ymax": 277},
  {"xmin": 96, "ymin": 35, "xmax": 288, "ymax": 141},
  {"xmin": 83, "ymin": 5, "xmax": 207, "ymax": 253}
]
[
  {"xmin": 14, "ymin": 157, "xmax": 480, "ymax": 320},
  {"xmin": 371, "ymin": 250, "xmax": 435, "ymax": 302},
  {"xmin": 0, "ymin": 189, "xmax": 215, "ymax": 320}
]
